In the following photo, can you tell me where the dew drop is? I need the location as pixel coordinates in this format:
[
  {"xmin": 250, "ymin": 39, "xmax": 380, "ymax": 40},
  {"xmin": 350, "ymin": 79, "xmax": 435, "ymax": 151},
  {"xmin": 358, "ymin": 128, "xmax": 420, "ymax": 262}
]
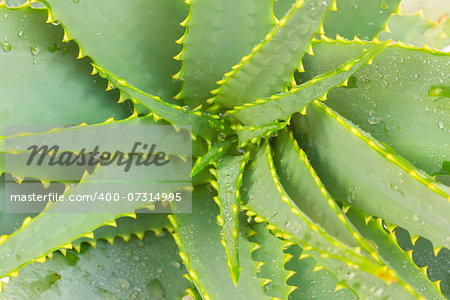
[
  {"xmin": 30, "ymin": 45, "xmax": 40, "ymax": 55},
  {"xmin": 411, "ymin": 73, "xmax": 419, "ymax": 79},
  {"xmin": 171, "ymin": 261, "xmax": 181, "ymax": 269},
  {"xmin": 52, "ymin": 20, "xmax": 60, "ymax": 26},
  {"xmin": 116, "ymin": 278, "xmax": 130, "ymax": 290},
  {"xmin": 347, "ymin": 191, "xmax": 355, "ymax": 203},
  {"xmin": 382, "ymin": 221, "xmax": 388, "ymax": 232},
  {"xmin": 438, "ymin": 121, "xmax": 444, "ymax": 129},
  {"xmin": 378, "ymin": 0, "xmax": 389, "ymax": 9},
  {"xmin": 368, "ymin": 110, "xmax": 381, "ymax": 125},
  {"xmin": 73, "ymin": 0, "xmax": 80, "ymax": 3},
  {"xmin": 346, "ymin": 272, "xmax": 356, "ymax": 280},
  {"xmin": 361, "ymin": 76, "xmax": 371, "ymax": 90},
  {"xmin": 1, "ymin": 40, "xmax": 11, "ymax": 52},
  {"xmin": 147, "ymin": 279, "xmax": 164, "ymax": 299},
  {"xmin": 374, "ymin": 288, "xmax": 384, "ymax": 296},
  {"xmin": 17, "ymin": 30, "xmax": 24, "ymax": 37},
  {"xmin": 380, "ymin": 80, "xmax": 388, "ymax": 87}
]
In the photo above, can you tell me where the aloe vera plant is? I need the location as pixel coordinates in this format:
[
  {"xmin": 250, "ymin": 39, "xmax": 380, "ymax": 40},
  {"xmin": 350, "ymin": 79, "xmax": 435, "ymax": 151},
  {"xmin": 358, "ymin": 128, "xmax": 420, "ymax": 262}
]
[{"xmin": 0, "ymin": 0, "xmax": 449, "ymax": 299}]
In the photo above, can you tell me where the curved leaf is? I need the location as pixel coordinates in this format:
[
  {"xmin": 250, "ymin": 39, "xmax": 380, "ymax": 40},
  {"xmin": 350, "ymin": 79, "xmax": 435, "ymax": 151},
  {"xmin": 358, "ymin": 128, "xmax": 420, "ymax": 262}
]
[
  {"xmin": 0, "ymin": 153, "xmax": 190, "ymax": 277},
  {"xmin": 249, "ymin": 222, "xmax": 296, "ymax": 299},
  {"xmin": 323, "ymin": 0, "xmax": 400, "ymax": 40},
  {"xmin": 42, "ymin": 0, "xmax": 188, "ymax": 101},
  {"xmin": 0, "ymin": 5, "xmax": 128, "ymax": 136},
  {"xmin": 212, "ymin": 0, "xmax": 336, "ymax": 108},
  {"xmin": 292, "ymin": 101, "xmax": 450, "ymax": 248},
  {"xmin": 210, "ymin": 153, "xmax": 249, "ymax": 284},
  {"xmin": 169, "ymin": 185, "xmax": 269, "ymax": 299},
  {"xmin": 1, "ymin": 232, "xmax": 190, "ymax": 299},
  {"xmin": 241, "ymin": 145, "xmax": 415, "ymax": 298},
  {"xmin": 231, "ymin": 40, "xmax": 388, "ymax": 126},
  {"xmin": 379, "ymin": 12, "xmax": 450, "ymax": 50},
  {"xmin": 345, "ymin": 208, "xmax": 445, "ymax": 299},
  {"xmin": 175, "ymin": 0, "xmax": 274, "ymax": 107},
  {"xmin": 298, "ymin": 38, "xmax": 450, "ymax": 175}
]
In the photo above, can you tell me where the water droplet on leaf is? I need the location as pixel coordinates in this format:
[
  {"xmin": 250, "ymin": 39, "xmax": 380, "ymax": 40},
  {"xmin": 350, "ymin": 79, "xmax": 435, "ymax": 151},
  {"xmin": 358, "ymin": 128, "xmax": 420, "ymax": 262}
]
[
  {"xmin": 30, "ymin": 45, "xmax": 40, "ymax": 55},
  {"xmin": 116, "ymin": 278, "xmax": 130, "ymax": 290},
  {"xmin": 368, "ymin": 110, "xmax": 381, "ymax": 125},
  {"xmin": 2, "ymin": 41, "xmax": 12, "ymax": 52},
  {"xmin": 379, "ymin": 0, "xmax": 389, "ymax": 9},
  {"xmin": 147, "ymin": 279, "xmax": 164, "ymax": 299}
]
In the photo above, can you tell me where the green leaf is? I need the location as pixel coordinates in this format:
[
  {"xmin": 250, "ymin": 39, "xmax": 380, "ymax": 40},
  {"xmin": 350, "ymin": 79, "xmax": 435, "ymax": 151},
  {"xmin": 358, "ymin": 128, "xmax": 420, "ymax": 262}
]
[
  {"xmin": 292, "ymin": 101, "xmax": 450, "ymax": 249},
  {"xmin": 284, "ymin": 243, "xmax": 357, "ymax": 299},
  {"xmin": 272, "ymin": 129, "xmax": 358, "ymax": 248},
  {"xmin": 400, "ymin": 0, "xmax": 450, "ymax": 22},
  {"xmin": 395, "ymin": 227, "xmax": 450, "ymax": 298},
  {"xmin": 323, "ymin": 0, "xmax": 400, "ymax": 41},
  {"xmin": 0, "ymin": 153, "xmax": 190, "ymax": 277},
  {"xmin": 93, "ymin": 64, "xmax": 221, "ymax": 141},
  {"xmin": 241, "ymin": 143, "xmax": 375, "ymax": 269},
  {"xmin": 192, "ymin": 140, "xmax": 232, "ymax": 176},
  {"xmin": 175, "ymin": 0, "xmax": 274, "ymax": 108},
  {"xmin": 0, "ymin": 113, "xmax": 207, "ymax": 186},
  {"xmin": 241, "ymin": 143, "xmax": 420, "ymax": 298},
  {"xmin": 345, "ymin": 208, "xmax": 445, "ymax": 299},
  {"xmin": 272, "ymin": 0, "xmax": 296, "ymax": 19},
  {"xmin": 0, "ymin": 175, "xmax": 37, "ymax": 236},
  {"xmin": 0, "ymin": 114, "xmax": 162, "ymax": 182},
  {"xmin": 298, "ymin": 38, "xmax": 450, "ymax": 175},
  {"xmin": 249, "ymin": 222, "xmax": 296, "ymax": 298},
  {"xmin": 0, "ymin": 5, "xmax": 128, "ymax": 136},
  {"xmin": 42, "ymin": 0, "xmax": 188, "ymax": 101},
  {"xmin": 1, "ymin": 231, "xmax": 190, "ymax": 299},
  {"xmin": 379, "ymin": 12, "xmax": 450, "ymax": 50},
  {"xmin": 234, "ymin": 122, "xmax": 287, "ymax": 148},
  {"xmin": 210, "ymin": 153, "xmax": 249, "ymax": 285},
  {"xmin": 212, "ymin": 0, "xmax": 336, "ymax": 108},
  {"xmin": 231, "ymin": 41, "xmax": 388, "ymax": 127},
  {"xmin": 169, "ymin": 185, "xmax": 269, "ymax": 299},
  {"xmin": 71, "ymin": 213, "xmax": 172, "ymax": 251}
]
